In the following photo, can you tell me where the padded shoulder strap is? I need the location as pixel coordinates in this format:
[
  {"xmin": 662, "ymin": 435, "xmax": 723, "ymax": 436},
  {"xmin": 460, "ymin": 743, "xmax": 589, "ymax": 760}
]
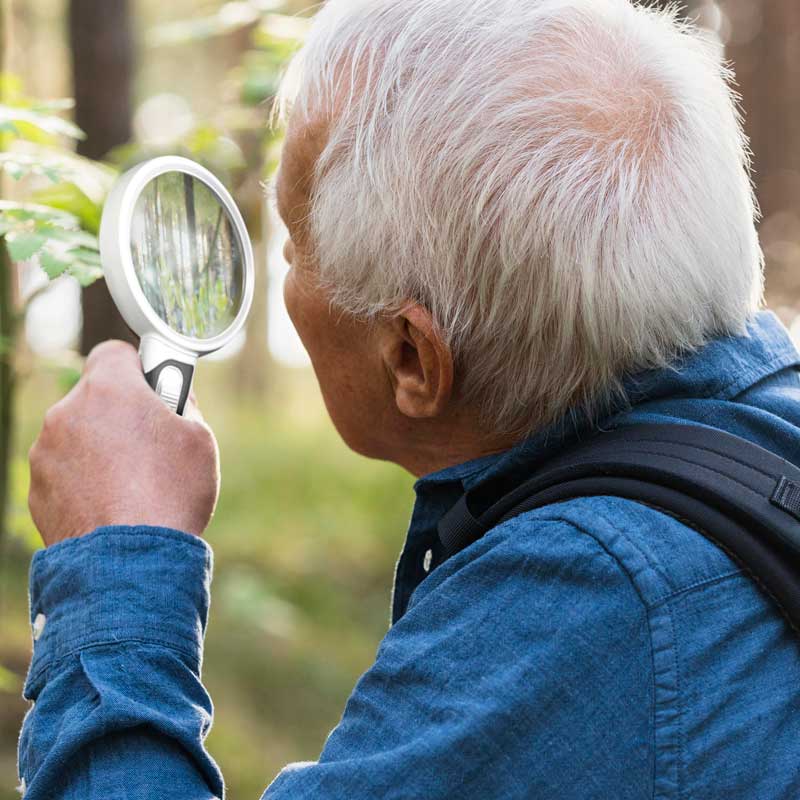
[{"xmin": 438, "ymin": 423, "xmax": 800, "ymax": 630}]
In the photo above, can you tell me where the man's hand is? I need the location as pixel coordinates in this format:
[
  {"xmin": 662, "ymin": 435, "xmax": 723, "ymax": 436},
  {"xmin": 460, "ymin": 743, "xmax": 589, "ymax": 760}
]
[{"xmin": 29, "ymin": 340, "xmax": 220, "ymax": 547}]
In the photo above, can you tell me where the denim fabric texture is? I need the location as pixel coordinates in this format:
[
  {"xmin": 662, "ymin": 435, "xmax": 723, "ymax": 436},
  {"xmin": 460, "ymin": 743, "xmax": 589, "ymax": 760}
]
[{"xmin": 17, "ymin": 310, "xmax": 800, "ymax": 799}]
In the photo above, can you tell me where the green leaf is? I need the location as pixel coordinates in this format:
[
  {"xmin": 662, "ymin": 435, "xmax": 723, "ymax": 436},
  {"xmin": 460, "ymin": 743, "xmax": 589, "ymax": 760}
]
[
  {"xmin": 184, "ymin": 125, "xmax": 246, "ymax": 171},
  {"xmin": 1, "ymin": 118, "xmax": 52, "ymax": 145},
  {"xmin": 31, "ymin": 182, "xmax": 102, "ymax": 234},
  {"xmin": 5, "ymin": 230, "xmax": 46, "ymax": 261},
  {"xmin": 0, "ymin": 200, "xmax": 80, "ymax": 229},
  {"xmin": 49, "ymin": 242, "xmax": 103, "ymax": 286},
  {"xmin": 65, "ymin": 256, "xmax": 103, "ymax": 286},
  {"xmin": 43, "ymin": 226, "xmax": 99, "ymax": 249},
  {"xmin": 30, "ymin": 97, "xmax": 76, "ymax": 114},
  {"xmin": 0, "ymin": 104, "xmax": 85, "ymax": 141},
  {"xmin": 38, "ymin": 249, "xmax": 70, "ymax": 279},
  {"xmin": 0, "ymin": 72, "xmax": 24, "ymax": 102},
  {"xmin": 0, "ymin": 152, "xmax": 65, "ymax": 183},
  {"xmin": 37, "ymin": 241, "xmax": 103, "ymax": 286},
  {"xmin": 241, "ymin": 69, "xmax": 281, "ymax": 106},
  {"xmin": 70, "ymin": 245, "xmax": 101, "ymax": 266},
  {"xmin": 0, "ymin": 201, "xmax": 103, "ymax": 285}
]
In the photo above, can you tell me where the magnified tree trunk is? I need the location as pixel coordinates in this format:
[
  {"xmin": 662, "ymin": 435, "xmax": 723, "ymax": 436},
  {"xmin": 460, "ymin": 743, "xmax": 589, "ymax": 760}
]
[{"xmin": 69, "ymin": 0, "xmax": 138, "ymax": 354}]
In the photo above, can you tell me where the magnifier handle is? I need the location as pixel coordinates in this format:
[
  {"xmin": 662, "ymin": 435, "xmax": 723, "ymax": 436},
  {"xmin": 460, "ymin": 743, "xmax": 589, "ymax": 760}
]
[
  {"xmin": 139, "ymin": 336, "xmax": 197, "ymax": 416},
  {"xmin": 144, "ymin": 360, "xmax": 195, "ymax": 415}
]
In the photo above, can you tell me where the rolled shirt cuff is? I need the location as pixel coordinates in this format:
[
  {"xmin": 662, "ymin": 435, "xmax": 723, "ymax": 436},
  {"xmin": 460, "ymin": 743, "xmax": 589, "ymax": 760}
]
[{"xmin": 24, "ymin": 525, "xmax": 213, "ymax": 699}]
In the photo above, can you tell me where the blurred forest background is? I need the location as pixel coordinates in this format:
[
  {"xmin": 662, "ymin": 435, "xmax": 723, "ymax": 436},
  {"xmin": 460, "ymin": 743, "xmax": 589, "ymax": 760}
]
[{"xmin": 0, "ymin": 0, "xmax": 799, "ymax": 797}]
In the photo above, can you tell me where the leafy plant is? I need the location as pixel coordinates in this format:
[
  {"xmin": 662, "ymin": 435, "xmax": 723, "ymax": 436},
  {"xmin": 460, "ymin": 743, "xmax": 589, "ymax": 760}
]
[
  {"xmin": 0, "ymin": 73, "xmax": 114, "ymax": 544},
  {"xmin": 0, "ymin": 202, "xmax": 102, "ymax": 287}
]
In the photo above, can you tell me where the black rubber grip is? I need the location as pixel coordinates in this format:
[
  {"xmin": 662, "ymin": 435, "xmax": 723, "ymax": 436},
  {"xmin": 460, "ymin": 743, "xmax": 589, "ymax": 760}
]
[{"xmin": 143, "ymin": 359, "xmax": 194, "ymax": 416}]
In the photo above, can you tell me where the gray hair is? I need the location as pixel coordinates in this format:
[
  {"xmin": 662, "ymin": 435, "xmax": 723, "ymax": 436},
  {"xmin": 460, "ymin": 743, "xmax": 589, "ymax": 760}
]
[{"xmin": 278, "ymin": 0, "xmax": 764, "ymax": 436}]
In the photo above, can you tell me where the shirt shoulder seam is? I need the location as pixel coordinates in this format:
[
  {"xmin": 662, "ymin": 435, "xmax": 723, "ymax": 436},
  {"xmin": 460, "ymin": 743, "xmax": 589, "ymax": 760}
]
[{"xmin": 508, "ymin": 510, "xmax": 683, "ymax": 799}]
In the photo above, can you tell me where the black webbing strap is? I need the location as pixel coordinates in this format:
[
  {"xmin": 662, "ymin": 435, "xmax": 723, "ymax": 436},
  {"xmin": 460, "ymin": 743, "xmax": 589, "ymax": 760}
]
[{"xmin": 437, "ymin": 423, "xmax": 800, "ymax": 630}]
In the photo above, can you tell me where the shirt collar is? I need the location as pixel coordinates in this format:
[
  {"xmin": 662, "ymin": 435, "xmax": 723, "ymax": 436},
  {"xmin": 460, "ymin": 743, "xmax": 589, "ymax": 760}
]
[{"xmin": 416, "ymin": 310, "xmax": 800, "ymax": 493}]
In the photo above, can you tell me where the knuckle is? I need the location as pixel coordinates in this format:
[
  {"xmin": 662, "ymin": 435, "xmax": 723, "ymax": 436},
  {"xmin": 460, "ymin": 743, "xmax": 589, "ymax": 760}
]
[
  {"xmin": 42, "ymin": 404, "xmax": 65, "ymax": 434},
  {"xmin": 81, "ymin": 371, "xmax": 98, "ymax": 391},
  {"xmin": 186, "ymin": 422, "xmax": 218, "ymax": 459},
  {"xmin": 28, "ymin": 437, "xmax": 53, "ymax": 484},
  {"xmin": 85, "ymin": 339, "xmax": 137, "ymax": 374},
  {"xmin": 82, "ymin": 370, "xmax": 123, "ymax": 404},
  {"xmin": 27, "ymin": 463, "xmax": 46, "ymax": 511},
  {"xmin": 27, "ymin": 491, "xmax": 38, "ymax": 522},
  {"xmin": 28, "ymin": 479, "xmax": 41, "ymax": 508},
  {"xmin": 90, "ymin": 339, "xmax": 135, "ymax": 360},
  {"xmin": 28, "ymin": 440, "xmax": 41, "ymax": 470},
  {"xmin": 197, "ymin": 471, "xmax": 220, "ymax": 515}
]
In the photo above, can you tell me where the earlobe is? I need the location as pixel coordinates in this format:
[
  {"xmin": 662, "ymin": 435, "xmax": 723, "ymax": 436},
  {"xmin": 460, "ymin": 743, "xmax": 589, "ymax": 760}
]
[{"xmin": 383, "ymin": 304, "xmax": 454, "ymax": 419}]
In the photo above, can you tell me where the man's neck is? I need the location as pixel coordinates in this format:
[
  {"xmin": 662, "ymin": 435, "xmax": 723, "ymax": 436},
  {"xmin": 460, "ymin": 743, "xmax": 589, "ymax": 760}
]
[{"xmin": 387, "ymin": 418, "xmax": 520, "ymax": 478}]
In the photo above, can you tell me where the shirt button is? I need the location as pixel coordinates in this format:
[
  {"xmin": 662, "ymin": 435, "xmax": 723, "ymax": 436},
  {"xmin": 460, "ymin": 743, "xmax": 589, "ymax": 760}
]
[
  {"xmin": 32, "ymin": 613, "xmax": 46, "ymax": 641},
  {"xmin": 422, "ymin": 549, "xmax": 433, "ymax": 573}
]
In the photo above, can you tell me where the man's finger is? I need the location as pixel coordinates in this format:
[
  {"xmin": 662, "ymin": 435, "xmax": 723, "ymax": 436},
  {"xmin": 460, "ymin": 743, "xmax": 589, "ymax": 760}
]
[
  {"xmin": 84, "ymin": 340, "xmax": 141, "ymax": 376},
  {"xmin": 83, "ymin": 340, "xmax": 155, "ymax": 393},
  {"xmin": 183, "ymin": 392, "xmax": 205, "ymax": 424}
]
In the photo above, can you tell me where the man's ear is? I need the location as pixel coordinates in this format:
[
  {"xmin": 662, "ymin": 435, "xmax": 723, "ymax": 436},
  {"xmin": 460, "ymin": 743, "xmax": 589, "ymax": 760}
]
[{"xmin": 381, "ymin": 304, "xmax": 454, "ymax": 419}]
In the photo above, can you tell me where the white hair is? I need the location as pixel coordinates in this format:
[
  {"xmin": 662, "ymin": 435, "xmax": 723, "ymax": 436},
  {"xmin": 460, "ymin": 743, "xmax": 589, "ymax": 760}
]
[{"xmin": 278, "ymin": 0, "xmax": 764, "ymax": 436}]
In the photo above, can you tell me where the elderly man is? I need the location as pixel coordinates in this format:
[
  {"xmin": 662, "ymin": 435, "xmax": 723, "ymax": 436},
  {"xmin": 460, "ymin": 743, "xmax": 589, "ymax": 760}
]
[{"xmin": 17, "ymin": 0, "xmax": 800, "ymax": 798}]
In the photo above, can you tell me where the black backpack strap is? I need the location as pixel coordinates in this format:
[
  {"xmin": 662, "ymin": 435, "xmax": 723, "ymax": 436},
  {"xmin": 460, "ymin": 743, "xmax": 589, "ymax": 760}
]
[{"xmin": 438, "ymin": 423, "xmax": 800, "ymax": 630}]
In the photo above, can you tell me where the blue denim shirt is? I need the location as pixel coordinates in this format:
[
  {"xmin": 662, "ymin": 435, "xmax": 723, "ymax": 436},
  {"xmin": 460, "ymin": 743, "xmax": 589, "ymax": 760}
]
[{"xmin": 18, "ymin": 311, "xmax": 800, "ymax": 799}]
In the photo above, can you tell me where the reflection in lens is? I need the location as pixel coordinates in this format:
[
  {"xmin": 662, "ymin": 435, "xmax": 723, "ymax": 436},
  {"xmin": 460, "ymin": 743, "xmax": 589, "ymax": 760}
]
[{"xmin": 130, "ymin": 172, "xmax": 244, "ymax": 340}]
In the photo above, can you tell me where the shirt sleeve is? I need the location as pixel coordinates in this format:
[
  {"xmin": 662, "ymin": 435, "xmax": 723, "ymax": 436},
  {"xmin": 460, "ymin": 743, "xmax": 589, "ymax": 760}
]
[
  {"xmin": 19, "ymin": 517, "xmax": 654, "ymax": 800},
  {"xmin": 18, "ymin": 526, "xmax": 223, "ymax": 800}
]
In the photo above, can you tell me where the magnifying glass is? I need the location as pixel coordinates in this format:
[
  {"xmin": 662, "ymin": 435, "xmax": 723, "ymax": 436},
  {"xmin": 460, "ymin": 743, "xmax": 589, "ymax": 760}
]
[{"xmin": 99, "ymin": 156, "xmax": 255, "ymax": 415}]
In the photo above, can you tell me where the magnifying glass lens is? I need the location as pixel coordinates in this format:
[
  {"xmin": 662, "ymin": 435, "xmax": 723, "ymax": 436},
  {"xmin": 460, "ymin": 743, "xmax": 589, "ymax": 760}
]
[{"xmin": 130, "ymin": 172, "xmax": 244, "ymax": 340}]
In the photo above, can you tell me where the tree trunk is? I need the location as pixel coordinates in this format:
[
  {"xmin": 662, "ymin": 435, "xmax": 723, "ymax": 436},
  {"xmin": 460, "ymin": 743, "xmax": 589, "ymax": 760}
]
[
  {"xmin": 726, "ymin": 0, "xmax": 800, "ymax": 308},
  {"xmin": 69, "ymin": 0, "xmax": 138, "ymax": 354},
  {"xmin": 0, "ymin": 243, "xmax": 14, "ymax": 546},
  {"xmin": 0, "ymin": 0, "xmax": 12, "ymax": 547}
]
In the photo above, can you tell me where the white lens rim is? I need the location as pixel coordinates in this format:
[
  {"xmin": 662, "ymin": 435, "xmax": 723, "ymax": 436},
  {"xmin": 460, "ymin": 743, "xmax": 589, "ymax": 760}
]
[{"xmin": 100, "ymin": 155, "xmax": 255, "ymax": 355}]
